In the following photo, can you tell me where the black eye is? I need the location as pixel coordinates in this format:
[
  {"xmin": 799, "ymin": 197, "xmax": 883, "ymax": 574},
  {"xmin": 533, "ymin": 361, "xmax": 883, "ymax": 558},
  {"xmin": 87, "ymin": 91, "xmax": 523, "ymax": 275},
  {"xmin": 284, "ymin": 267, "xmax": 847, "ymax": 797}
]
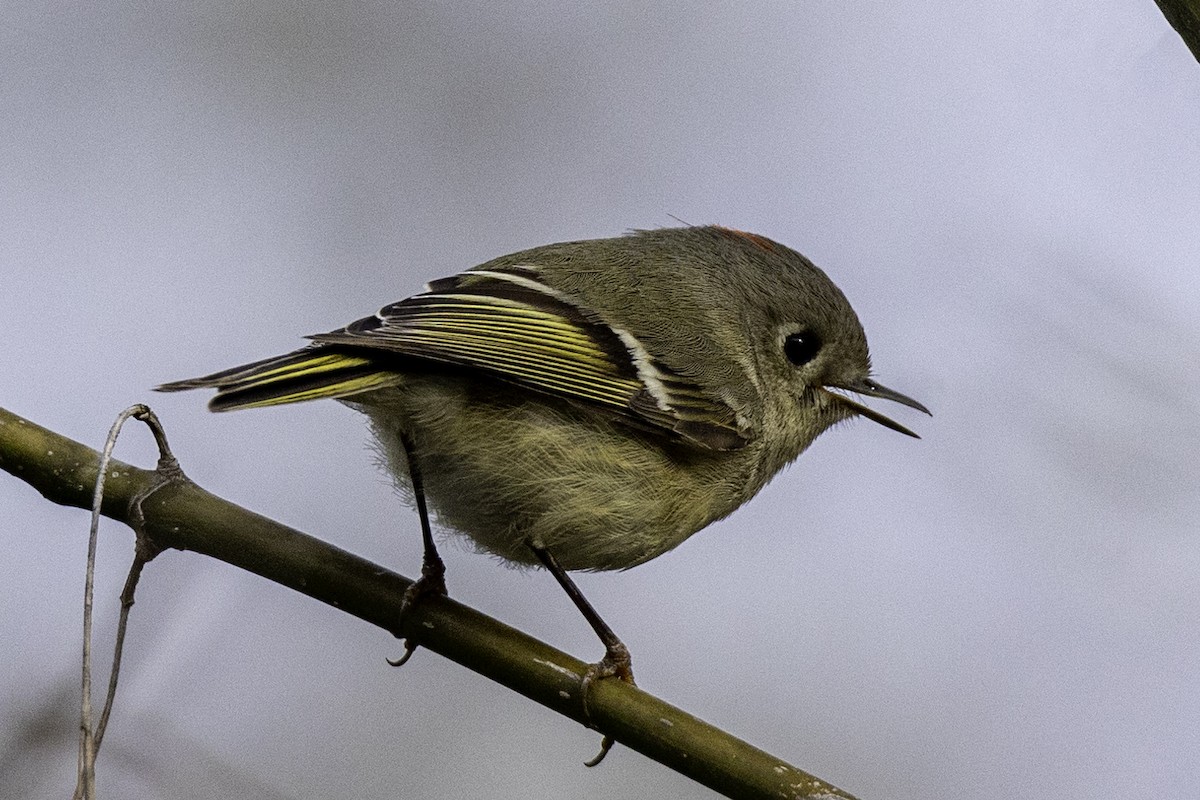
[{"xmin": 784, "ymin": 330, "xmax": 822, "ymax": 366}]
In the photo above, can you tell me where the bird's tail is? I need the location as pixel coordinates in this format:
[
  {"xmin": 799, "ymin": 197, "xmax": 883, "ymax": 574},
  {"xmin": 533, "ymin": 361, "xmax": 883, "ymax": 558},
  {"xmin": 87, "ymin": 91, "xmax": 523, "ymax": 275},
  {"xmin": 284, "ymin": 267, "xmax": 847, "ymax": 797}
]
[{"xmin": 156, "ymin": 347, "xmax": 401, "ymax": 411}]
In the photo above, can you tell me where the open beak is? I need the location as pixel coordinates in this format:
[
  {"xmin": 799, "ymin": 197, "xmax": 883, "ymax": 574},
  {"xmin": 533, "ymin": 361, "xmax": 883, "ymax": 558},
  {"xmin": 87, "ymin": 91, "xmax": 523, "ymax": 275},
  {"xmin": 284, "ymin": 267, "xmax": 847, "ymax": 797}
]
[{"xmin": 823, "ymin": 378, "xmax": 931, "ymax": 439}]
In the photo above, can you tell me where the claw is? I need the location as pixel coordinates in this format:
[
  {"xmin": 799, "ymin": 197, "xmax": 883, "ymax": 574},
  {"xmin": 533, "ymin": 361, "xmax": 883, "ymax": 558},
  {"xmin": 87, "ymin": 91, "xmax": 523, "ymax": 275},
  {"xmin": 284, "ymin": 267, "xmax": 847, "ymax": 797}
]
[
  {"xmin": 387, "ymin": 556, "xmax": 447, "ymax": 667},
  {"xmin": 580, "ymin": 642, "xmax": 635, "ymax": 766},
  {"xmin": 386, "ymin": 642, "xmax": 418, "ymax": 668},
  {"xmin": 585, "ymin": 736, "xmax": 616, "ymax": 768}
]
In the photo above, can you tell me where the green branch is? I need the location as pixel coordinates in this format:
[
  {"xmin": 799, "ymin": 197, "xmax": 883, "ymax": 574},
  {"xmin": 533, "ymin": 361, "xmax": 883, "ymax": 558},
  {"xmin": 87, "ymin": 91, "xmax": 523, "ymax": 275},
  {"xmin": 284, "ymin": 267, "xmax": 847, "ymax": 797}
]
[
  {"xmin": 1, "ymin": 406, "xmax": 858, "ymax": 800},
  {"xmin": 1155, "ymin": 0, "xmax": 1200, "ymax": 62}
]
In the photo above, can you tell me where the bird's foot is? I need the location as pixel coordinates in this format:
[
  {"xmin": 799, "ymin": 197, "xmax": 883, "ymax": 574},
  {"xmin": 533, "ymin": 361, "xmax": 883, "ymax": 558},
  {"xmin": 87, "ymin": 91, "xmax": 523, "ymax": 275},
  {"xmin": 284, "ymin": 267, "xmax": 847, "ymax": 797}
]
[
  {"xmin": 387, "ymin": 554, "xmax": 447, "ymax": 668},
  {"xmin": 581, "ymin": 641, "xmax": 635, "ymax": 767}
]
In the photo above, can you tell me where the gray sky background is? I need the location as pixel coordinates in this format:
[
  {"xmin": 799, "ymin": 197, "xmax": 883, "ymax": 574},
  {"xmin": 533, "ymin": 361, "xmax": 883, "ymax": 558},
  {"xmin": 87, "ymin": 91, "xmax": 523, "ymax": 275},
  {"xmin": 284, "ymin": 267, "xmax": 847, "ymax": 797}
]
[{"xmin": 3, "ymin": 3, "xmax": 1198, "ymax": 799}]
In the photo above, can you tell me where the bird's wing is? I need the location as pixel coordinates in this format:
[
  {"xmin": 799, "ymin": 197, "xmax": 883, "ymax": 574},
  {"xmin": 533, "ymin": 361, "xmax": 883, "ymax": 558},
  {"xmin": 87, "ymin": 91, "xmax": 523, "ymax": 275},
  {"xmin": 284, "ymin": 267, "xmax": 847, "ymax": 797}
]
[{"xmin": 309, "ymin": 267, "xmax": 750, "ymax": 450}]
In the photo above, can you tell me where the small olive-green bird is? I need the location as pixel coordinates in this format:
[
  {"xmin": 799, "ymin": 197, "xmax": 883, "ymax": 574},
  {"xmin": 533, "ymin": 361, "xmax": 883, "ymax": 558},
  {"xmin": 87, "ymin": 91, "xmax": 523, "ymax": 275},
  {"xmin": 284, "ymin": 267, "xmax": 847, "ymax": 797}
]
[{"xmin": 159, "ymin": 224, "xmax": 928, "ymax": 700}]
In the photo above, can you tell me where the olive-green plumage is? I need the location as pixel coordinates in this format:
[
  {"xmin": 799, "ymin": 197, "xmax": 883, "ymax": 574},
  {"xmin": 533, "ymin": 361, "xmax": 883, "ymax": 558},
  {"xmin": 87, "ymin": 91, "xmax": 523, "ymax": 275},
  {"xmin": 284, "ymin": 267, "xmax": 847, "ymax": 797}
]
[{"xmin": 159, "ymin": 225, "xmax": 927, "ymax": 570}]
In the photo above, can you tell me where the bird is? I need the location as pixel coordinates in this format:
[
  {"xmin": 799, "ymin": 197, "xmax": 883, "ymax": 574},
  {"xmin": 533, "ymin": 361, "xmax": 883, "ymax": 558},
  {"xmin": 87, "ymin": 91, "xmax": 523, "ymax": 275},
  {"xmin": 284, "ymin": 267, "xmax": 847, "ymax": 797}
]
[{"xmin": 158, "ymin": 225, "xmax": 928, "ymax": 760}]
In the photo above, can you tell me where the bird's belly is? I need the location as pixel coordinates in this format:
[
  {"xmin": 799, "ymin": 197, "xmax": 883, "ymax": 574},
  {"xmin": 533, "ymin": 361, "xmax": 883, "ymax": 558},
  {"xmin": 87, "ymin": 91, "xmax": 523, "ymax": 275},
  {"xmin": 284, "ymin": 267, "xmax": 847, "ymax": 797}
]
[{"xmin": 362, "ymin": 383, "xmax": 748, "ymax": 572}]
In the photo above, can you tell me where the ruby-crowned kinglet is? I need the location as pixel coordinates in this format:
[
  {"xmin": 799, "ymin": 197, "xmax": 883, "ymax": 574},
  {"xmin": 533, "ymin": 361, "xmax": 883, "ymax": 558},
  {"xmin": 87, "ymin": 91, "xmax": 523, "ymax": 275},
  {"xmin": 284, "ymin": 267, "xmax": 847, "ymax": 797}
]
[{"xmin": 159, "ymin": 225, "xmax": 928, "ymax": 729}]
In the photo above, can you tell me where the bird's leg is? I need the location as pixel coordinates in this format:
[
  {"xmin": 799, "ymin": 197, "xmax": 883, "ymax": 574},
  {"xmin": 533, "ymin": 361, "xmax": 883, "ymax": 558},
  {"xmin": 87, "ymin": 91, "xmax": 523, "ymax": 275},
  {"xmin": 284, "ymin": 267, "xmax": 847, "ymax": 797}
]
[
  {"xmin": 529, "ymin": 542, "xmax": 635, "ymax": 766},
  {"xmin": 388, "ymin": 432, "xmax": 447, "ymax": 668}
]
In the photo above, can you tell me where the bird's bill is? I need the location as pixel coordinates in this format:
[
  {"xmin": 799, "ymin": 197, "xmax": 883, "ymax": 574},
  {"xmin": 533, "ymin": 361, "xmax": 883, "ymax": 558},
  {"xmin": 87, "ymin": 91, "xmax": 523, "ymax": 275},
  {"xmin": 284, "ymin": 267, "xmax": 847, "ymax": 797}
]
[{"xmin": 823, "ymin": 378, "xmax": 931, "ymax": 439}]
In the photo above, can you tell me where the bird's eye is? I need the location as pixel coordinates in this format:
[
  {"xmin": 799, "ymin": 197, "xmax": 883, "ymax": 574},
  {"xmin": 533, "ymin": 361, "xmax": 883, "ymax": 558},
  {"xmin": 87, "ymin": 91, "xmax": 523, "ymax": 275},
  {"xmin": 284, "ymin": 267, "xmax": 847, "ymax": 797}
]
[{"xmin": 783, "ymin": 330, "xmax": 822, "ymax": 367}]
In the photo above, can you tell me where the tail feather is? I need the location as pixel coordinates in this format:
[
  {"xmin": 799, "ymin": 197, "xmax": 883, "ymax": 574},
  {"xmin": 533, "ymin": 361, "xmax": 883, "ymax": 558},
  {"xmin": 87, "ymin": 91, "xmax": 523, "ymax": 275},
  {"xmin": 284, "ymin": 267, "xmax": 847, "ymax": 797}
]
[{"xmin": 156, "ymin": 347, "xmax": 400, "ymax": 411}]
